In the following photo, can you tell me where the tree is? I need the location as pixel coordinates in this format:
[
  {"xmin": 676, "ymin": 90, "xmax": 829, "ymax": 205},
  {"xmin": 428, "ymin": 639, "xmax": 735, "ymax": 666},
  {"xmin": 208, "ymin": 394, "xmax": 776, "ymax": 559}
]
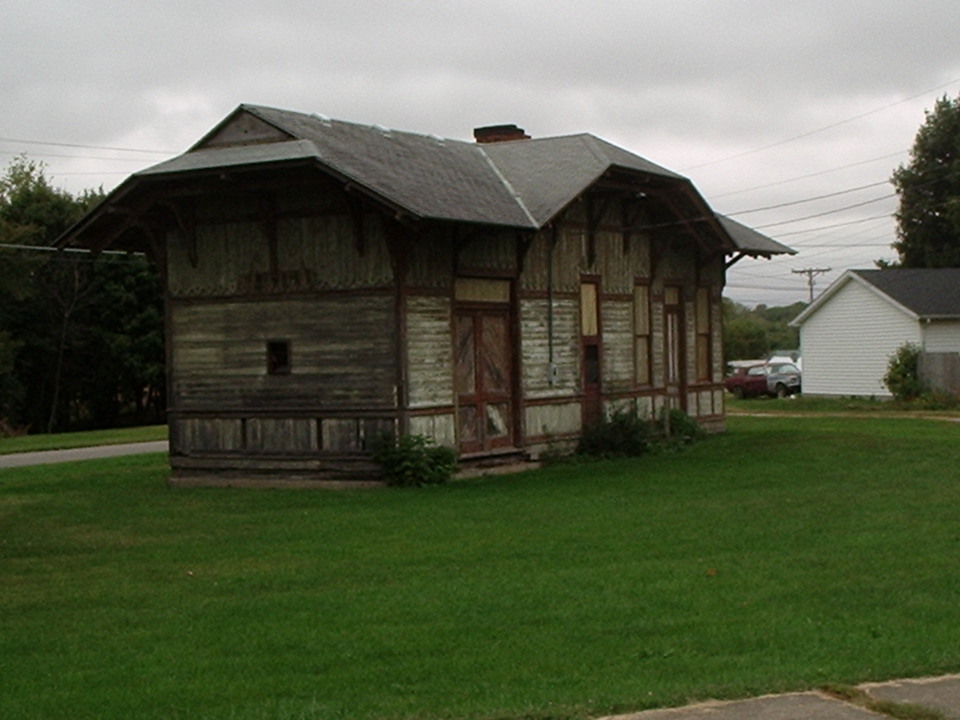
[
  {"xmin": 722, "ymin": 298, "xmax": 805, "ymax": 363},
  {"xmin": 0, "ymin": 157, "xmax": 164, "ymax": 434},
  {"xmin": 891, "ymin": 93, "xmax": 960, "ymax": 267}
]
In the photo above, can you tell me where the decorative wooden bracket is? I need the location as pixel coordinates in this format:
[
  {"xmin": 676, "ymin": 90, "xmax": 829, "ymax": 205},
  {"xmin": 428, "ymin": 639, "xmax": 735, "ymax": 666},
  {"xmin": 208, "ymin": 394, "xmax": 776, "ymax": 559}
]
[
  {"xmin": 621, "ymin": 198, "xmax": 646, "ymax": 255},
  {"xmin": 585, "ymin": 194, "xmax": 613, "ymax": 267},
  {"xmin": 346, "ymin": 194, "xmax": 366, "ymax": 256}
]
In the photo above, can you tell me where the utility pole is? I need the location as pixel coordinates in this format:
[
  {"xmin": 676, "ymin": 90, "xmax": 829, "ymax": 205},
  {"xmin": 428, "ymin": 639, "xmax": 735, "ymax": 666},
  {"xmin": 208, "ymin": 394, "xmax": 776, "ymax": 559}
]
[{"xmin": 792, "ymin": 267, "xmax": 831, "ymax": 303}]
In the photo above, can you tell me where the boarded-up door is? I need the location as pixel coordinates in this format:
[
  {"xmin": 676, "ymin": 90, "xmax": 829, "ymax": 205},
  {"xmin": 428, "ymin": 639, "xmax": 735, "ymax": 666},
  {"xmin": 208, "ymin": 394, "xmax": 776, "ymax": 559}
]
[{"xmin": 456, "ymin": 309, "xmax": 514, "ymax": 453}]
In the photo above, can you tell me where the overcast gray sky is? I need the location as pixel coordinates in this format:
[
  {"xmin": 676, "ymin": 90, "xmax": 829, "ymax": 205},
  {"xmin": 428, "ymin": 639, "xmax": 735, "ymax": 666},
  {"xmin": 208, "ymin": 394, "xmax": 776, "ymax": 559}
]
[{"xmin": 4, "ymin": 0, "xmax": 960, "ymax": 306}]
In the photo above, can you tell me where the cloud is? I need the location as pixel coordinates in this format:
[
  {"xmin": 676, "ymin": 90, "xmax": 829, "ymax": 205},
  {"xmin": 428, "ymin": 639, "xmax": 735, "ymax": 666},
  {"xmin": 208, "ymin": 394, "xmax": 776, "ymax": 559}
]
[{"xmin": 4, "ymin": 0, "xmax": 960, "ymax": 304}]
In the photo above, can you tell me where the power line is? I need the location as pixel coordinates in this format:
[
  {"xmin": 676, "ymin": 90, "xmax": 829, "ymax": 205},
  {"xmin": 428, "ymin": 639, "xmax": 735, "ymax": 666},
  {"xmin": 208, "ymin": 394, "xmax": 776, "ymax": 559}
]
[
  {"xmin": 726, "ymin": 180, "xmax": 891, "ymax": 215},
  {"xmin": 0, "ymin": 136, "xmax": 173, "ymax": 155},
  {"xmin": 711, "ymin": 150, "xmax": 908, "ymax": 199},
  {"xmin": 751, "ymin": 193, "xmax": 895, "ymax": 229},
  {"xmin": 773, "ymin": 213, "xmax": 893, "ymax": 237},
  {"xmin": 0, "ymin": 148, "xmax": 158, "ymax": 163},
  {"xmin": 682, "ymin": 77, "xmax": 960, "ymax": 171}
]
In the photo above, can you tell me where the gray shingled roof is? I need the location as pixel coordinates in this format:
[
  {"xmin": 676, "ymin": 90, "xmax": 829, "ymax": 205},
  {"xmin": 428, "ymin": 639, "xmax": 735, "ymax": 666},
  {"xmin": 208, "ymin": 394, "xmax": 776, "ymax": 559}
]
[
  {"xmin": 854, "ymin": 268, "xmax": 960, "ymax": 318},
  {"xmin": 717, "ymin": 215, "xmax": 796, "ymax": 256},
  {"xmin": 60, "ymin": 103, "xmax": 793, "ymax": 256}
]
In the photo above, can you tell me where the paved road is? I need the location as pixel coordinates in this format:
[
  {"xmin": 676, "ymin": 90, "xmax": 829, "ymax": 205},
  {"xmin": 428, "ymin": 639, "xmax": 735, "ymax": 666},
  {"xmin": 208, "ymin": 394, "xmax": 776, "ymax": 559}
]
[
  {"xmin": 0, "ymin": 441, "xmax": 168, "ymax": 468},
  {"xmin": 602, "ymin": 675, "xmax": 960, "ymax": 720}
]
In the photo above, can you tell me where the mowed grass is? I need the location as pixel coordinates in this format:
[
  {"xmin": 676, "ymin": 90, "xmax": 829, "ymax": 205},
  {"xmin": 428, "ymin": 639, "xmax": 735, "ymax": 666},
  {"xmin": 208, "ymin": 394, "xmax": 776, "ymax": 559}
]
[
  {"xmin": 2, "ymin": 416, "xmax": 960, "ymax": 720},
  {"xmin": 0, "ymin": 424, "xmax": 166, "ymax": 454}
]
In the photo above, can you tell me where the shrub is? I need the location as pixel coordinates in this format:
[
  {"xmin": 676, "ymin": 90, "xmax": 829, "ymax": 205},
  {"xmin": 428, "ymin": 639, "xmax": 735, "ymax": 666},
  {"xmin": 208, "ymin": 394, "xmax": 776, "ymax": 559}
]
[
  {"xmin": 883, "ymin": 342, "xmax": 925, "ymax": 401},
  {"xmin": 370, "ymin": 434, "xmax": 457, "ymax": 487},
  {"xmin": 577, "ymin": 408, "xmax": 654, "ymax": 457},
  {"xmin": 657, "ymin": 408, "xmax": 705, "ymax": 444}
]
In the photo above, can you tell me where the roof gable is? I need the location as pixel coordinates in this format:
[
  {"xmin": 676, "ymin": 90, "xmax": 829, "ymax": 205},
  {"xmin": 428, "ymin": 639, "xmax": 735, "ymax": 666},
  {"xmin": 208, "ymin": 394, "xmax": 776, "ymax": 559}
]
[
  {"xmin": 853, "ymin": 269, "xmax": 960, "ymax": 319},
  {"xmin": 792, "ymin": 268, "xmax": 960, "ymax": 327},
  {"xmin": 193, "ymin": 106, "xmax": 295, "ymax": 149}
]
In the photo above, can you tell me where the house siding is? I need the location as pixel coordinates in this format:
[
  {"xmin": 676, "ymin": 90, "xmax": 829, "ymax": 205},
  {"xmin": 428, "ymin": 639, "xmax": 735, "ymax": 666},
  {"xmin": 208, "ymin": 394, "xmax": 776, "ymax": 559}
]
[{"xmin": 800, "ymin": 280, "xmax": 920, "ymax": 397}]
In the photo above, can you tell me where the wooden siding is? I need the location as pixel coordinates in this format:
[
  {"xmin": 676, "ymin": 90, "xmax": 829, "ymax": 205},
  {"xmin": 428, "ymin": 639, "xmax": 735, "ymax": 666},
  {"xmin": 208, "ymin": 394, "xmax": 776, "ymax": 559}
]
[
  {"xmin": 168, "ymin": 200, "xmax": 393, "ymax": 297},
  {"xmin": 600, "ymin": 299, "xmax": 634, "ymax": 393},
  {"xmin": 406, "ymin": 295, "xmax": 455, "ymax": 408},
  {"xmin": 922, "ymin": 319, "xmax": 960, "ymax": 352},
  {"xmin": 519, "ymin": 297, "xmax": 579, "ymax": 398},
  {"xmin": 408, "ymin": 413, "xmax": 457, "ymax": 447},
  {"xmin": 170, "ymin": 296, "xmax": 397, "ymax": 411},
  {"xmin": 800, "ymin": 280, "xmax": 920, "ymax": 397},
  {"xmin": 524, "ymin": 401, "xmax": 581, "ymax": 440}
]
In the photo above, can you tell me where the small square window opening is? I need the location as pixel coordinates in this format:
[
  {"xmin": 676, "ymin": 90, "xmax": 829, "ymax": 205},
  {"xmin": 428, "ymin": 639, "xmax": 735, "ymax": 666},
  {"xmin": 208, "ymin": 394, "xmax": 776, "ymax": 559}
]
[{"xmin": 267, "ymin": 340, "xmax": 291, "ymax": 375}]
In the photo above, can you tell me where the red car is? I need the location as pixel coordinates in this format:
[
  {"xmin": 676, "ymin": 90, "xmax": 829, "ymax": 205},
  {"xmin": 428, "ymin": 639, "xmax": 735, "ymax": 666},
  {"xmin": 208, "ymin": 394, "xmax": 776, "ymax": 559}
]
[{"xmin": 725, "ymin": 362, "xmax": 802, "ymax": 399}]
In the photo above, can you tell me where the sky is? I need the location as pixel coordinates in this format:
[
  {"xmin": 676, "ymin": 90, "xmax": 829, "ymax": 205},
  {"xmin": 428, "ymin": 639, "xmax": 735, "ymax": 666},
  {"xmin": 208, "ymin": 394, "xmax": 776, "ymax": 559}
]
[{"xmin": 4, "ymin": 0, "xmax": 960, "ymax": 307}]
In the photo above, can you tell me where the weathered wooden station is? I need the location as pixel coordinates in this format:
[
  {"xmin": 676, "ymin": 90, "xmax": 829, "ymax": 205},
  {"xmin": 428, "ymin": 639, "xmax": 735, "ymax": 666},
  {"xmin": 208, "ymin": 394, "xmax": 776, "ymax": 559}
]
[{"xmin": 60, "ymin": 104, "xmax": 791, "ymax": 484}]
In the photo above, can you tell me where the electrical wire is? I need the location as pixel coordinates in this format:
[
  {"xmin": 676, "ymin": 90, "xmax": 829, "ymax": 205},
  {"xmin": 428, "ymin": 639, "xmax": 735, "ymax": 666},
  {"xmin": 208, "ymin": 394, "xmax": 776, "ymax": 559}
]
[
  {"xmin": 726, "ymin": 180, "xmax": 891, "ymax": 215},
  {"xmin": 681, "ymin": 77, "xmax": 960, "ymax": 172},
  {"xmin": 0, "ymin": 136, "xmax": 173, "ymax": 155}
]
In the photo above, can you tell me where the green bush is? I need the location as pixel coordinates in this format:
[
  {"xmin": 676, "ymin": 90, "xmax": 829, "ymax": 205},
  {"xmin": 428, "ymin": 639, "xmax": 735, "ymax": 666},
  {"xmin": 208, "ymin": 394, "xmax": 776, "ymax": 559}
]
[
  {"xmin": 577, "ymin": 408, "xmax": 654, "ymax": 457},
  {"xmin": 370, "ymin": 434, "xmax": 457, "ymax": 487},
  {"xmin": 883, "ymin": 342, "xmax": 925, "ymax": 401},
  {"xmin": 657, "ymin": 408, "xmax": 705, "ymax": 444}
]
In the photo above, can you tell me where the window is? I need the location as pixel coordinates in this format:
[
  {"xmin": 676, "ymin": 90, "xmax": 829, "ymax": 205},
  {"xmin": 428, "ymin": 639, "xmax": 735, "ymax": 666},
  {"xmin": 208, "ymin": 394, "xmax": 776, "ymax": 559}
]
[
  {"xmin": 267, "ymin": 340, "xmax": 291, "ymax": 375},
  {"xmin": 695, "ymin": 287, "xmax": 711, "ymax": 381},
  {"xmin": 633, "ymin": 283, "xmax": 651, "ymax": 385},
  {"xmin": 664, "ymin": 285, "xmax": 682, "ymax": 386}
]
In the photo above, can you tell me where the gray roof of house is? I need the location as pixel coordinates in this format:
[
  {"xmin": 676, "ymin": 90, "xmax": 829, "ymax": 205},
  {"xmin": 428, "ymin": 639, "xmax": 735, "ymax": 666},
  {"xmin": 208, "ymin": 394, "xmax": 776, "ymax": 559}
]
[
  {"xmin": 61, "ymin": 103, "xmax": 793, "ymax": 256},
  {"xmin": 853, "ymin": 268, "xmax": 960, "ymax": 318}
]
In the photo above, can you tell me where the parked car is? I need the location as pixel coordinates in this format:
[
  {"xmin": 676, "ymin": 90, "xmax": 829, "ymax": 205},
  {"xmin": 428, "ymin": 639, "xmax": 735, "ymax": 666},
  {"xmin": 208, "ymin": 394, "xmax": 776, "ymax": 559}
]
[
  {"xmin": 767, "ymin": 349, "xmax": 802, "ymax": 370},
  {"xmin": 725, "ymin": 362, "xmax": 802, "ymax": 399}
]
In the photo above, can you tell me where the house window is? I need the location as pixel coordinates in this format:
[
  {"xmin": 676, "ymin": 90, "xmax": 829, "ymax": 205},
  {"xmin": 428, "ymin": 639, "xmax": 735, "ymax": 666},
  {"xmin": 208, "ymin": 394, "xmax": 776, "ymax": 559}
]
[
  {"xmin": 634, "ymin": 283, "xmax": 651, "ymax": 385},
  {"xmin": 267, "ymin": 340, "xmax": 291, "ymax": 375},
  {"xmin": 695, "ymin": 287, "xmax": 711, "ymax": 381}
]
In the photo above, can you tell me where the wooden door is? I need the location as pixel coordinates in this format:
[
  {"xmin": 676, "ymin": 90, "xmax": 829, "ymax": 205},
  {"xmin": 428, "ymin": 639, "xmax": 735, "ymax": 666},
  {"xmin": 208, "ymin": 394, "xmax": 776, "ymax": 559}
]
[
  {"xmin": 455, "ymin": 309, "xmax": 514, "ymax": 453},
  {"xmin": 580, "ymin": 280, "xmax": 602, "ymax": 426}
]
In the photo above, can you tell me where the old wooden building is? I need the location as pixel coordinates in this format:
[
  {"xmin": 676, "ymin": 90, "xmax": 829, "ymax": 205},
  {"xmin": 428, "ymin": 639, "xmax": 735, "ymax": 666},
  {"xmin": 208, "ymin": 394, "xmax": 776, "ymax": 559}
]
[{"xmin": 60, "ymin": 104, "xmax": 791, "ymax": 484}]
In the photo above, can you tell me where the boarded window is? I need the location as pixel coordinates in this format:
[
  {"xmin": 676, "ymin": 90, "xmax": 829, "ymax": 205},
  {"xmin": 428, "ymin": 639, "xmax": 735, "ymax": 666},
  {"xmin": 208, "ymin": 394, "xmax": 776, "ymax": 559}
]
[
  {"xmin": 634, "ymin": 284, "xmax": 651, "ymax": 385},
  {"xmin": 455, "ymin": 278, "xmax": 511, "ymax": 304},
  {"xmin": 267, "ymin": 340, "xmax": 291, "ymax": 375},
  {"xmin": 696, "ymin": 287, "xmax": 711, "ymax": 381},
  {"xmin": 580, "ymin": 282, "xmax": 599, "ymax": 336}
]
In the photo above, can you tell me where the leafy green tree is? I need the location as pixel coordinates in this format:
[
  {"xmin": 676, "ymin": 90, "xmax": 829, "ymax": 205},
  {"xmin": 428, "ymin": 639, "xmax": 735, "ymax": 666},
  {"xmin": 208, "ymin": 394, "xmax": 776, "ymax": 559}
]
[
  {"xmin": 0, "ymin": 156, "xmax": 163, "ymax": 434},
  {"xmin": 722, "ymin": 299, "xmax": 805, "ymax": 363},
  {"xmin": 891, "ymin": 93, "xmax": 960, "ymax": 267}
]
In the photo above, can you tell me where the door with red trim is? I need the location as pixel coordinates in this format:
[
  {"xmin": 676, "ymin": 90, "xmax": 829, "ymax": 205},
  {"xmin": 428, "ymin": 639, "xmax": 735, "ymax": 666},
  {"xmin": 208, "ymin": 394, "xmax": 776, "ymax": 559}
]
[
  {"xmin": 455, "ymin": 309, "xmax": 514, "ymax": 453},
  {"xmin": 580, "ymin": 280, "xmax": 602, "ymax": 426}
]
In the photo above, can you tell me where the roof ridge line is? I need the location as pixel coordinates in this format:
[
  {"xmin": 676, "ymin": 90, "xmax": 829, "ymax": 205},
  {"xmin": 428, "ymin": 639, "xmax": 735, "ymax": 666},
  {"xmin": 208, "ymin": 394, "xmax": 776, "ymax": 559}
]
[{"xmin": 477, "ymin": 145, "xmax": 539, "ymax": 228}]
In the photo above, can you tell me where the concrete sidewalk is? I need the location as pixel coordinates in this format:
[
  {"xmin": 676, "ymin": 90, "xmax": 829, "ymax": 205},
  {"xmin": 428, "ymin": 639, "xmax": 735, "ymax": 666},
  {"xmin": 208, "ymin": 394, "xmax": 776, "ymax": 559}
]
[
  {"xmin": 0, "ymin": 440, "xmax": 168, "ymax": 468},
  {"xmin": 600, "ymin": 675, "xmax": 960, "ymax": 720}
]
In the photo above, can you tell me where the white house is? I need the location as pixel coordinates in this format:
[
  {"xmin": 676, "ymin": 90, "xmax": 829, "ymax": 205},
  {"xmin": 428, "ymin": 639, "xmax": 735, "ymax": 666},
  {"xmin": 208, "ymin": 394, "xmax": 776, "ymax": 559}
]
[{"xmin": 790, "ymin": 268, "xmax": 960, "ymax": 397}]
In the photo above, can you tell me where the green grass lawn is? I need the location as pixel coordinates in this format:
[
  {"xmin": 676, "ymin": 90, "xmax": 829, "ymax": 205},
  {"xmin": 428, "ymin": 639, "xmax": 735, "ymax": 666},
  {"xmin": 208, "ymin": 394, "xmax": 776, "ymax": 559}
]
[
  {"xmin": 0, "ymin": 424, "xmax": 167, "ymax": 455},
  {"xmin": 2, "ymin": 415, "xmax": 960, "ymax": 720}
]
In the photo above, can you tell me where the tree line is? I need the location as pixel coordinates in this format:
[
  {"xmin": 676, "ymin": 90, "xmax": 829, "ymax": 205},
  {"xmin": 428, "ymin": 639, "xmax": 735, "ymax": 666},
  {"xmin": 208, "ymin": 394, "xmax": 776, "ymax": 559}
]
[{"xmin": 0, "ymin": 157, "xmax": 164, "ymax": 435}]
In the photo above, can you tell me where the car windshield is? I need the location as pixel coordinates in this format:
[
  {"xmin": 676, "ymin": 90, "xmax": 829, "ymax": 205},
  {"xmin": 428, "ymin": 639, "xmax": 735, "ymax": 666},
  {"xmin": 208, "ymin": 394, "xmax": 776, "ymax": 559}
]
[{"xmin": 768, "ymin": 363, "xmax": 799, "ymax": 374}]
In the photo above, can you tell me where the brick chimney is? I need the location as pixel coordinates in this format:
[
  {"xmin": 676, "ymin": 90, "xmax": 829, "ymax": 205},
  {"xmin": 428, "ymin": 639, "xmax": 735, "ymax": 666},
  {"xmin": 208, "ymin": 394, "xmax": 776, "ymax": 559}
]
[{"xmin": 473, "ymin": 124, "xmax": 531, "ymax": 143}]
